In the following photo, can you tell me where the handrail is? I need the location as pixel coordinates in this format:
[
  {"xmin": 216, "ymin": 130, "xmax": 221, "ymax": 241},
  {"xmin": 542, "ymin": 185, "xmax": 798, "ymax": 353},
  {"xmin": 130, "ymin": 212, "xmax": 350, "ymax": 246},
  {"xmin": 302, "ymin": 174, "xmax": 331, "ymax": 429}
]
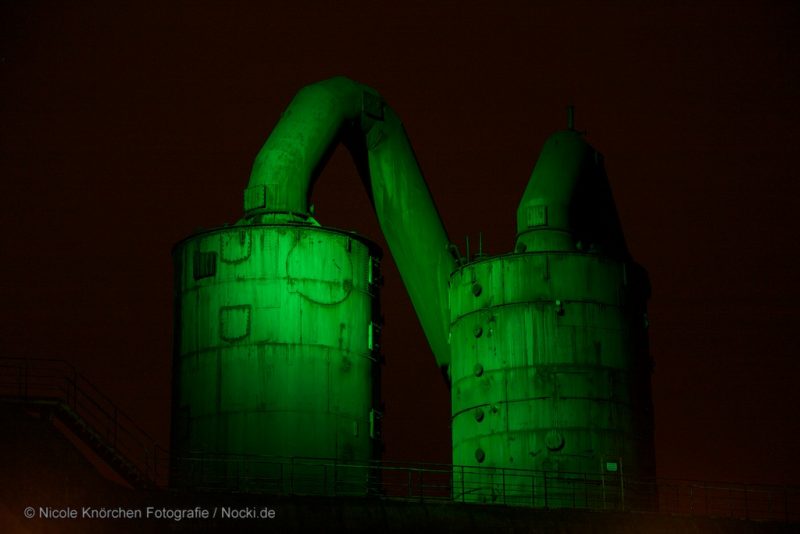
[
  {"xmin": 170, "ymin": 451, "xmax": 799, "ymax": 522},
  {"xmin": 1, "ymin": 357, "xmax": 797, "ymax": 522},
  {"xmin": 0, "ymin": 357, "xmax": 169, "ymax": 488}
]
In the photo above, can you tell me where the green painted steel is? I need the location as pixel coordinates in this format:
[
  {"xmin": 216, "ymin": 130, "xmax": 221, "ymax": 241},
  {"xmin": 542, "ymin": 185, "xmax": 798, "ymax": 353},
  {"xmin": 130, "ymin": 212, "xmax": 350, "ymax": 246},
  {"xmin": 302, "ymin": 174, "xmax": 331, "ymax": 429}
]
[
  {"xmin": 171, "ymin": 77, "xmax": 655, "ymax": 508},
  {"xmin": 450, "ymin": 129, "xmax": 654, "ymax": 506},
  {"xmin": 244, "ymin": 76, "xmax": 457, "ymax": 369},
  {"xmin": 516, "ymin": 130, "xmax": 629, "ymax": 259},
  {"xmin": 171, "ymin": 224, "xmax": 382, "ymax": 493}
]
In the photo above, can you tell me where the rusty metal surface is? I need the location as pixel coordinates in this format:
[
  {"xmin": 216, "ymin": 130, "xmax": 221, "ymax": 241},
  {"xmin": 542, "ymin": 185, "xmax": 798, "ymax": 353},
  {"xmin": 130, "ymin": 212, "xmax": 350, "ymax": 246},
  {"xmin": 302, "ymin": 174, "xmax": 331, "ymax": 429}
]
[
  {"xmin": 449, "ymin": 252, "xmax": 654, "ymax": 506},
  {"xmin": 171, "ymin": 224, "xmax": 382, "ymax": 492}
]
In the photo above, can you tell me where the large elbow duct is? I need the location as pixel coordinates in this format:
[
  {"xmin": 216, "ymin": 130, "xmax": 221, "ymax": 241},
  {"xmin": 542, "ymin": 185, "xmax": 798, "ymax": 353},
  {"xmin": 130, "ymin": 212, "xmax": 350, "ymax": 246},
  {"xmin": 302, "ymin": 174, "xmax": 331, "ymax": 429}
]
[
  {"xmin": 173, "ymin": 81, "xmax": 655, "ymax": 504},
  {"xmin": 244, "ymin": 77, "xmax": 456, "ymax": 369}
]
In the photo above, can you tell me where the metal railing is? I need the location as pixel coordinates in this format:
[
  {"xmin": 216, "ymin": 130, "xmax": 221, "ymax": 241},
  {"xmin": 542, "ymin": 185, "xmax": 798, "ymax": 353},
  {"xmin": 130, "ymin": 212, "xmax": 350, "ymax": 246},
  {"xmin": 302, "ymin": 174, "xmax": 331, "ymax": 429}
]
[
  {"xmin": 171, "ymin": 453, "xmax": 799, "ymax": 522},
  {"xmin": 1, "ymin": 357, "xmax": 797, "ymax": 522},
  {"xmin": 0, "ymin": 357, "xmax": 169, "ymax": 487}
]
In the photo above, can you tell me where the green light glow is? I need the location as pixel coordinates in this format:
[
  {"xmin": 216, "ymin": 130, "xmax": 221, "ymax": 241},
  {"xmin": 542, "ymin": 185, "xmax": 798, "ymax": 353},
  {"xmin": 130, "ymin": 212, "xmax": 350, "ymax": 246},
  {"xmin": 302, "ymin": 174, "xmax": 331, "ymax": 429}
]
[
  {"xmin": 171, "ymin": 78, "xmax": 654, "ymax": 507},
  {"xmin": 450, "ymin": 130, "xmax": 654, "ymax": 506},
  {"xmin": 171, "ymin": 225, "xmax": 382, "ymax": 493},
  {"xmin": 245, "ymin": 76, "xmax": 456, "ymax": 369}
]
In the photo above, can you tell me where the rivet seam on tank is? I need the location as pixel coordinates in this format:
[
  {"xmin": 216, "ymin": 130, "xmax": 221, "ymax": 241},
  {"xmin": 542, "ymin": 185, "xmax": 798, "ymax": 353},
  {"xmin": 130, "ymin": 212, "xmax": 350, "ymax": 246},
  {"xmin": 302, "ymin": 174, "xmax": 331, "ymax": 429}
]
[{"xmin": 219, "ymin": 305, "xmax": 251, "ymax": 342}]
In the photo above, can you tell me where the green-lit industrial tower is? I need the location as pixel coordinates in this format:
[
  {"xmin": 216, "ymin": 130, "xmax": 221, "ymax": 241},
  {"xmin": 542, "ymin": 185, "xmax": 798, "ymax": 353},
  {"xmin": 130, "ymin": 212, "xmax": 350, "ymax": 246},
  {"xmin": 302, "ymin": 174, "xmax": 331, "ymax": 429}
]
[
  {"xmin": 450, "ymin": 123, "xmax": 654, "ymax": 506},
  {"xmin": 171, "ymin": 222, "xmax": 382, "ymax": 493},
  {"xmin": 171, "ymin": 77, "xmax": 654, "ymax": 506}
]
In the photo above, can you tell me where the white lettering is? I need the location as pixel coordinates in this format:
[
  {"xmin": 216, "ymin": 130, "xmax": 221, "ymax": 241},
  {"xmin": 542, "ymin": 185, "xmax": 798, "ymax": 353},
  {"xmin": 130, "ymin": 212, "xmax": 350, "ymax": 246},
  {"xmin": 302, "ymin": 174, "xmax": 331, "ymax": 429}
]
[
  {"xmin": 146, "ymin": 507, "xmax": 209, "ymax": 521},
  {"xmin": 39, "ymin": 507, "xmax": 77, "ymax": 519},
  {"xmin": 81, "ymin": 507, "xmax": 142, "ymax": 519},
  {"xmin": 221, "ymin": 507, "xmax": 257, "ymax": 519}
]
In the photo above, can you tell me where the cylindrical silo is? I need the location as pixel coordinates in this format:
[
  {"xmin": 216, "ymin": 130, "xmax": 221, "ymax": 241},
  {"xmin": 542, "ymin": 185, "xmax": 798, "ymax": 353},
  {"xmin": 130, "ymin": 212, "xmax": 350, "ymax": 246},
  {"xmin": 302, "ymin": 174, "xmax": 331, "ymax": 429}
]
[
  {"xmin": 169, "ymin": 76, "xmax": 458, "ymax": 496},
  {"xmin": 171, "ymin": 222, "xmax": 382, "ymax": 494},
  {"xmin": 449, "ymin": 253, "xmax": 653, "ymax": 507},
  {"xmin": 449, "ymin": 127, "xmax": 655, "ymax": 508},
  {"xmin": 168, "ymin": 77, "xmax": 656, "ymax": 510}
]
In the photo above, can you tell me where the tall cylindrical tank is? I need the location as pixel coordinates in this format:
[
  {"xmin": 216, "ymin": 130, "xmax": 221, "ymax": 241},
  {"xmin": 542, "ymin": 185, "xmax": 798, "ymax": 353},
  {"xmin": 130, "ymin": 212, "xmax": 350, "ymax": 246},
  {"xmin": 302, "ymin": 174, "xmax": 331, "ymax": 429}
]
[
  {"xmin": 449, "ymin": 253, "xmax": 653, "ymax": 507},
  {"xmin": 449, "ymin": 127, "xmax": 655, "ymax": 508},
  {"xmin": 171, "ymin": 223, "xmax": 382, "ymax": 494}
]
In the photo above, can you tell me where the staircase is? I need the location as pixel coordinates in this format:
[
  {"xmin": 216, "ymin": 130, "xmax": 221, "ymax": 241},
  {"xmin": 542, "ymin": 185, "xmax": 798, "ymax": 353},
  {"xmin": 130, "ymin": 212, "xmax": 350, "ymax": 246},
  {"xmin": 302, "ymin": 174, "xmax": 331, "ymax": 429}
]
[{"xmin": 0, "ymin": 357, "xmax": 168, "ymax": 489}]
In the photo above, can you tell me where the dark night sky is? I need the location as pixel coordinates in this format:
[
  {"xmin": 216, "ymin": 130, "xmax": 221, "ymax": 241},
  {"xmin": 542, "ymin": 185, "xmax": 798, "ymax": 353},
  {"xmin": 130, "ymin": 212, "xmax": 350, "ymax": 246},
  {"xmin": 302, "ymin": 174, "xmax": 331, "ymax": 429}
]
[{"xmin": 2, "ymin": 1, "xmax": 799, "ymax": 486}]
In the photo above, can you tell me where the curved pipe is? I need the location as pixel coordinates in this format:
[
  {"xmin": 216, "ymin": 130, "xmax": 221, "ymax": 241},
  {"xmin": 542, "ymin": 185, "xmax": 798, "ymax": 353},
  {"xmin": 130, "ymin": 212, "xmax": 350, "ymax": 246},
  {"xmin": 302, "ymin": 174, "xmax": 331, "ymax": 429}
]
[{"xmin": 245, "ymin": 77, "xmax": 456, "ymax": 369}]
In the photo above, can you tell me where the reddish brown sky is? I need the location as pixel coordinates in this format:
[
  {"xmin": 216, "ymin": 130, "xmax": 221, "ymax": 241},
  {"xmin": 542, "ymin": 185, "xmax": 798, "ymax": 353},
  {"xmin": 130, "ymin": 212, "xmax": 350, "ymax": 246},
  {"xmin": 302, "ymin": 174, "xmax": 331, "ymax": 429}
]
[{"xmin": 2, "ymin": 1, "xmax": 798, "ymax": 486}]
